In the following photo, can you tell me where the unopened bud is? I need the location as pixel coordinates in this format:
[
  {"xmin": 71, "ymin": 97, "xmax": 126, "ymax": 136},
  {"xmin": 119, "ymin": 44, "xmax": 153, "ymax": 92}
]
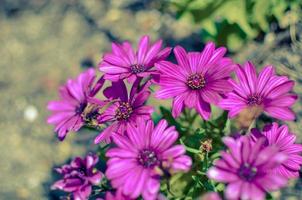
[{"xmin": 200, "ymin": 139, "xmax": 212, "ymax": 153}]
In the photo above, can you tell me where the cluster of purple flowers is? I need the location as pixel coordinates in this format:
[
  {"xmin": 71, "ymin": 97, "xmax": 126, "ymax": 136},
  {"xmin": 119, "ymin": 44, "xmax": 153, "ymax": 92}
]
[{"xmin": 48, "ymin": 35, "xmax": 301, "ymax": 200}]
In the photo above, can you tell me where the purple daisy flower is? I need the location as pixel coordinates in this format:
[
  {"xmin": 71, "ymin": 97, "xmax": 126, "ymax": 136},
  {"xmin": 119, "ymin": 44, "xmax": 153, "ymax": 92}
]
[
  {"xmin": 155, "ymin": 42, "xmax": 235, "ymax": 120},
  {"xmin": 207, "ymin": 136, "xmax": 287, "ymax": 200},
  {"xmin": 47, "ymin": 69, "xmax": 106, "ymax": 140},
  {"xmin": 219, "ymin": 61, "xmax": 298, "ymax": 121},
  {"xmin": 94, "ymin": 80, "xmax": 153, "ymax": 143},
  {"xmin": 52, "ymin": 153, "xmax": 103, "ymax": 200},
  {"xmin": 105, "ymin": 119, "xmax": 192, "ymax": 200},
  {"xmin": 99, "ymin": 35, "xmax": 171, "ymax": 83},
  {"xmin": 251, "ymin": 123, "xmax": 302, "ymax": 178}
]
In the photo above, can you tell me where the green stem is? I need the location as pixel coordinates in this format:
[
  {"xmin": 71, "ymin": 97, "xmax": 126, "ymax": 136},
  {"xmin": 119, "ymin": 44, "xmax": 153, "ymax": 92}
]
[
  {"xmin": 166, "ymin": 180, "xmax": 176, "ymax": 197},
  {"xmin": 247, "ymin": 119, "xmax": 256, "ymax": 133},
  {"xmin": 210, "ymin": 180, "xmax": 217, "ymax": 192},
  {"xmin": 180, "ymin": 139, "xmax": 201, "ymax": 154},
  {"xmin": 204, "ymin": 152, "xmax": 209, "ymax": 170}
]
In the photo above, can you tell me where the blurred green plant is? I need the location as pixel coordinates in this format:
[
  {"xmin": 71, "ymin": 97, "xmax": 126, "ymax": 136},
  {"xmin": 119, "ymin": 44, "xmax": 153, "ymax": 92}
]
[{"xmin": 169, "ymin": 0, "xmax": 301, "ymax": 51}]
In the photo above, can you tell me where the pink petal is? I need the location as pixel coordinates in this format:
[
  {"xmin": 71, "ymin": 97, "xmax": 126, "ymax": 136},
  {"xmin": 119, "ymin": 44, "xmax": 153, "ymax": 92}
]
[
  {"xmin": 257, "ymin": 65, "xmax": 275, "ymax": 95},
  {"xmin": 137, "ymin": 35, "xmax": 150, "ymax": 64},
  {"xmin": 123, "ymin": 167, "xmax": 143, "ymax": 196},
  {"xmin": 122, "ymin": 41, "xmax": 136, "ymax": 63},
  {"xmin": 198, "ymin": 42, "xmax": 215, "ymax": 70},
  {"xmin": 103, "ymin": 53, "xmax": 129, "ymax": 67},
  {"xmin": 200, "ymin": 89, "xmax": 221, "ymax": 104},
  {"xmin": 154, "ymin": 47, "xmax": 172, "ymax": 61},
  {"xmin": 188, "ymin": 52, "xmax": 200, "ymax": 73},
  {"xmin": 111, "ymin": 42, "xmax": 132, "ymax": 65},
  {"xmin": 225, "ymin": 181, "xmax": 243, "ymax": 200},
  {"xmin": 144, "ymin": 39, "xmax": 162, "ymax": 64},
  {"xmin": 131, "ymin": 169, "xmax": 149, "ymax": 198},
  {"xmin": 172, "ymin": 94, "xmax": 186, "ymax": 118},
  {"xmin": 208, "ymin": 47, "xmax": 226, "ymax": 65},
  {"xmin": 266, "ymin": 94, "xmax": 297, "ymax": 107},
  {"xmin": 243, "ymin": 61, "xmax": 257, "ymax": 93},
  {"xmin": 106, "ymin": 148, "xmax": 137, "ymax": 158},
  {"xmin": 184, "ymin": 91, "xmax": 198, "ymax": 109},
  {"xmin": 156, "ymin": 85, "xmax": 188, "ymax": 99},
  {"xmin": 195, "ymin": 95, "xmax": 211, "ymax": 120},
  {"xmin": 47, "ymin": 112, "xmax": 75, "ymax": 124},
  {"xmin": 235, "ymin": 64, "xmax": 252, "ymax": 95},
  {"xmin": 94, "ymin": 124, "xmax": 117, "ymax": 144},
  {"xmin": 99, "ymin": 63, "xmax": 129, "ymax": 74},
  {"xmin": 155, "ymin": 61, "xmax": 187, "ymax": 81},
  {"xmin": 171, "ymin": 155, "xmax": 192, "ymax": 171},
  {"xmin": 88, "ymin": 172, "xmax": 103, "ymax": 185},
  {"xmin": 103, "ymin": 80, "xmax": 128, "ymax": 102},
  {"xmin": 47, "ymin": 101, "xmax": 75, "ymax": 111},
  {"xmin": 173, "ymin": 46, "xmax": 191, "ymax": 74},
  {"xmin": 162, "ymin": 145, "xmax": 185, "ymax": 158},
  {"xmin": 266, "ymin": 80, "xmax": 295, "ymax": 99},
  {"xmin": 133, "ymin": 91, "xmax": 150, "ymax": 107},
  {"xmin": 207, "ymin": 167, "xmax": 238, "ymax": 182},
  {"xmin": 206, "ymin": 79, "xmax": 233, "ymax": 93},
  {"xmin": 264, "ymin": 106, "xmax": 295, "ymax": 121}
]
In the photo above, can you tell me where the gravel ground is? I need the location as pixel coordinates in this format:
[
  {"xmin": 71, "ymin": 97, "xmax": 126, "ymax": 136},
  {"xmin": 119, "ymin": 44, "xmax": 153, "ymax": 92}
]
[{"xmin": 0, "ymin": 0, "xmax": 300, "ymax": 199}]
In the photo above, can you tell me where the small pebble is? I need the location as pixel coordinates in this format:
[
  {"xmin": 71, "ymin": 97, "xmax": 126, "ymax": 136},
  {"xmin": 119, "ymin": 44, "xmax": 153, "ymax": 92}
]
[{"xmin": 24, "ymin": 105, "xmax": 38, "ymax": 122}]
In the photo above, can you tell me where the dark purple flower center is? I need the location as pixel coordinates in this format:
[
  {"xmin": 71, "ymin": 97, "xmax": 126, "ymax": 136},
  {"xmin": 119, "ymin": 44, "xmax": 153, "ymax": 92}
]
[
  {"xmin": 131, "ymin": 64, "xmax": 145, "ymax": 74},
  {"xmin": 247, "ymin": 95, "xmax": 262, "ymax": 106},
  {"xmin": 77, "ymin": 167, "xmax": 87, "ymax": 176},
  {"xmin": 238, "ymin": 163, "xmax": 257, "ymax": 181},
  {"xmin": 187, "ymin": 73, "xmax": 206, "ymax": 90},
  {"xmin": 75, "ymin": 102, "xmax": 87, "ymax": 114},
  {"xmin": 138, "ymin": 149, "xmax": 159, "ymax": 168},
  {"xmin": 115, "ymin": 102, "xmax": 133, "ymax": 121}
]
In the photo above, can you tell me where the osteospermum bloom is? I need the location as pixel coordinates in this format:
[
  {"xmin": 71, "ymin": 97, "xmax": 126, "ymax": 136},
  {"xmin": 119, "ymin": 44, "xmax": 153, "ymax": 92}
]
[
  {"xmin": 208, "ymin": 136, "xmax": 287, "ymax": 200},
  {"xmin": 47, "ymin": 69, "xmax": 105, "ymax": 140},
  {"xmin": 155, "ymin": 42, "xmax": 235, "ymax": 120},
  {"xmin": 52, "ymin": 154, "xmax": 103, "ymax": 200},
  {"xmin": 251, "ymin": 123, "xmax": 302, "ymax": 178},
  {"xmin": 99, "ymin": 35, "xmax": 171, "ymax": 83},
  {"xmin": 105, "ymin": 120, "xmax": 192, "ymax": 200},
  {"xmin": 219, "ymin": 61, "xmax": 297, "ymax": 120},
  {"xmin": 94, "ymin": 80, "xmax": 153, "ymax": 143}
]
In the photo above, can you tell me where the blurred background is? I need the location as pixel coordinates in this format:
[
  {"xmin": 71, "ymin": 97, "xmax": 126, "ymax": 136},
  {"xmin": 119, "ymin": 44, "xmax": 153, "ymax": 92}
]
[{"xmin": 0, "ymin": 0, "xmax": 301, "ymax": 199}]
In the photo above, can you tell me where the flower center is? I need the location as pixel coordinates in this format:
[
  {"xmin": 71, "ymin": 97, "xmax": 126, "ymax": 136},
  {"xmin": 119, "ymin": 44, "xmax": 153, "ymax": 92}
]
[
  {"xmin": 247, "ymin": 95, "xmax": 262, "ymax": 106},
  {"xmin": 187, "ymin": 73, "xmax": 206, "ymax": 90},
  {"xmin": 77, "ymin": 167, "xmax": 86, "ymax": 176},
  {"xmin": 75, "ymin": 102, "xmax": 87, "ymax": 114},
  {"xmin": 115, "ymin": 102, "xmax": 133, "ymax": 121},
  {"xmin": 131, "ymin": 64, "xmax": 145, "ymax": 74},
  {"xmin": 138, "ymin": 150, "xmax": 159, "ymax": 168},
  {"xmin": 238, "ymin": 163, "xmax": 257, "ymax": 181}
]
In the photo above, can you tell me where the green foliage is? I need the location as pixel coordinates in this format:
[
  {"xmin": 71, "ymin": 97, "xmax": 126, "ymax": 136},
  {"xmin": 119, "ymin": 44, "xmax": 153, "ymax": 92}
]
[
  {"xmin": 159, "ymin": 107, "xmax": 230, "ymax": 199},
  {"xmin": 169, "ymin": 0, "xmax": 301, "ymax": 51}
]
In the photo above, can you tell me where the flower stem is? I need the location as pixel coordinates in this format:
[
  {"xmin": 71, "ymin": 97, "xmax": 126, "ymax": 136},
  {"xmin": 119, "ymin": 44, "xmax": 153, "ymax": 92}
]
[{"xmin": 247, "ymin": 119, "xmax": 256, "ymax": 133}]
